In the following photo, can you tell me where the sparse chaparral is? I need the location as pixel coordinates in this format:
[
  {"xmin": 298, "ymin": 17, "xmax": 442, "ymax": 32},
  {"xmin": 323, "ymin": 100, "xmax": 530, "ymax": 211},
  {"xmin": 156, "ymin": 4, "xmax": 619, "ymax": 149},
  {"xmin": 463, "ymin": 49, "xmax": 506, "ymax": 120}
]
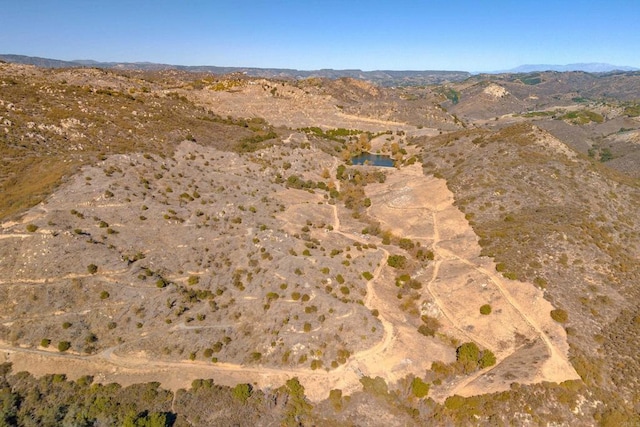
[{"xmin": 0, "ymin": 59, "xmax": 638, "ymax": 426}]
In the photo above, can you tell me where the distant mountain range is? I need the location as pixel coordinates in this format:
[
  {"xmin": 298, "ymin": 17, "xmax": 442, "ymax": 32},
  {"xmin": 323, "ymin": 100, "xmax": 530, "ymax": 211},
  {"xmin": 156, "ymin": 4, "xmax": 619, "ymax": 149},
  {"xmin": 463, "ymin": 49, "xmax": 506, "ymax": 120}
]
[
  {"xmin": 498, "ymin": 63, "xmax": 639, "ymax": 73},
  {"xmin": 1, "ymin": 54, "xmax": 638, "ymax": 86},
  {"xmin": 0, "ymin": 54, "xmax": 469, "ymax": 86}
]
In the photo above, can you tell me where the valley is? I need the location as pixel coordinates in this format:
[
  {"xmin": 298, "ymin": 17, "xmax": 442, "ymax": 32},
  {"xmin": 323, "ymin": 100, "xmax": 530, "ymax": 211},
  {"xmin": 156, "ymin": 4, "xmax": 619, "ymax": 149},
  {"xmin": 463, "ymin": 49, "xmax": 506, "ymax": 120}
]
[{"xmin": 0, "ymin": 59, "xmax": 638, "ymax": 425}]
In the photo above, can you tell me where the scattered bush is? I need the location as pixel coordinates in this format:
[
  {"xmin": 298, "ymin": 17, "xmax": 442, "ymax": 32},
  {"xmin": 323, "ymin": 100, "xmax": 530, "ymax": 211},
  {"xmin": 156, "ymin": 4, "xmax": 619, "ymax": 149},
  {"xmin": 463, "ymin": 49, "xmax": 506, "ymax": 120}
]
[
  {"xmin": 411, "ymin": 377, "xmax": 430, "ymax": 398},
  {"xmin": 479, "ymin": 349, "xmax": 497, "ymax": 368},
  {"xmin": 87, "ymin": 264, "xmax": 98, "ymax": 274},
  {"xmin": 57, "ymin": 341, "xmax": 71, "ymax": 352},
  {"xmin": 456, "ymin": 342, "xmax": 480, "ymax": 365},
  {"xmin": 480, "ymin": 304, "xmax": 492, "ymax": 315},
  {"xmin": 387, "ymin": 255, "xmax": 407, "ymax": 269},
  {"xmin": 551, "ymin": 309, "xmax": 568, "ymax": 323},
  {"xmin": 232, "ymin": 383, "xmax": 252, "ymax": 403}
]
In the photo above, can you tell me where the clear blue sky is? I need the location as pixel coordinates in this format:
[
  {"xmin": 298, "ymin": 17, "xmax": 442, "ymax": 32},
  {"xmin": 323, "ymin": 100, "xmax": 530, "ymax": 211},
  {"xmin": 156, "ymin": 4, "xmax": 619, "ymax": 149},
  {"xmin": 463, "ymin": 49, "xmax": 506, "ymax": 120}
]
[{"xmin": 1, "ymin": 0, "xmax": 638, "ymax": 71}]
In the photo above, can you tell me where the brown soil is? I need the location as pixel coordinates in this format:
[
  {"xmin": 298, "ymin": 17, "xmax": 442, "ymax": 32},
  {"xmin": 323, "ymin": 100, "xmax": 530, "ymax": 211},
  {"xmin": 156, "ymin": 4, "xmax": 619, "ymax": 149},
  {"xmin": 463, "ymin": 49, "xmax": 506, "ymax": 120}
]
[{"xmin": 1, "ymin": 161, "xmax": 577, "ymax": 402}]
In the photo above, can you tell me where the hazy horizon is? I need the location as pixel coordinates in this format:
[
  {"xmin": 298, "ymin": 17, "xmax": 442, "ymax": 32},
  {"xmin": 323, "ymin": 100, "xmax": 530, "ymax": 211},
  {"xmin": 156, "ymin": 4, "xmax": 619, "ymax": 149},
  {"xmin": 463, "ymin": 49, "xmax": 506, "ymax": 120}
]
[{"xmin": 1, "ymin": 0, "xmax": 639, "ymax": 72}]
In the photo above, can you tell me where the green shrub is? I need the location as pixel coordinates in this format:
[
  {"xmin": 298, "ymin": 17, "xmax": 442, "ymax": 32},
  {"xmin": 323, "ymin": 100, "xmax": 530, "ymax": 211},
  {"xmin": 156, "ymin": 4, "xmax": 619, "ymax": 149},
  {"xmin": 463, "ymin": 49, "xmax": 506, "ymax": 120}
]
[
  {"xmin": 551, "ymin": 309, "xmax": 568, "ymax": 323},
  {"xmin": 533, "ymin": 277, "xmax": 547, "ymax": 288},
  {"xmin": 502, "ymin": 271, "xmax": 517, "ymax": 280},
  {"xmin": 100, "ymin": 290, "xmax": 110, "ymax": 299},
  {"xmin": 360, "ymin": 376, "xmax": 389, "ymax": 397},
  {"xmin": 480, "ymin": 304, "xmax": 492, "ymax": 315},
  {"xmin": 87, "ymin": 264, "xmax": 98, "ymax": 274},
  {"xmin": 232, "ymin": 383, "xmax": 252, "ymax": 403},
  {"xmin": 419, "ymin": 315, "xmax": 441, "ymax": 337},
  {"xmin": 479, "ymin": 350, "xmax": 496, "ymax": 368},
  {"xmin": 456, "ymin": 342, "xmax": 480, "ymax": 365},
  {"xmin": 329, "ymin": 389, "xmax": 343, "ymax": 410},
  {"xmin": 411, "ymin": 377, "xmax": 430, "ymax": 398},
  {"xmin": 26, "ymin": 224, "xmax": 38, "ymax": 232},
  {"xmin": 40, "ymin": 338, "xmax": 51, "ymax": 348},
  {"xmin": 362, "ymin": 271, "xmax": 373, "ymax": 280},
  {"xmin": 445, "ymin": 394, "xmax": 466, "ymax": 410},
  {"xmin": 387, "ymin": 255, "xmax": 407, "ymax": 269},
  {"xmin": 57, "ymin": 341, "xmax": 71, "ymax": 352},
  {"xmin": 418, "ymin": 324, "xmax": 436, "ymax": 337}
]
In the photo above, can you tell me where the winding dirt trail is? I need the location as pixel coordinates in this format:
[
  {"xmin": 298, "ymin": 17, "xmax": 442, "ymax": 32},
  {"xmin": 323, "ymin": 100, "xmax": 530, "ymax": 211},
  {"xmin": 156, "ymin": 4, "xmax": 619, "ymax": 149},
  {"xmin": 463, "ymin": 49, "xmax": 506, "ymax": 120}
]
[
  {"xmin": 0, "ymin": 161, "xmax": 578, "ymax": 403},
  {"xmin": 363, "ymin": 164, "xmax": 579, "ymax": 400},
  {"xmin": 0, "ymin": 160, "xmax": 403, "ymax": 402},
  {"xmin": 424, "ymin": 212, "xmax": 493, "ymax": 351}
]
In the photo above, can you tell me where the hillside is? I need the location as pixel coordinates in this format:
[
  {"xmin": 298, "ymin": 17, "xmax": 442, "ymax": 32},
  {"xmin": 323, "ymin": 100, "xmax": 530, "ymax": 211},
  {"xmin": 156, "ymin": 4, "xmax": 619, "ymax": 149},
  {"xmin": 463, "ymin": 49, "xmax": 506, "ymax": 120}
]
[{"xmin": 0, "ymin": 61, "xmax": 639, "ymax": 426}]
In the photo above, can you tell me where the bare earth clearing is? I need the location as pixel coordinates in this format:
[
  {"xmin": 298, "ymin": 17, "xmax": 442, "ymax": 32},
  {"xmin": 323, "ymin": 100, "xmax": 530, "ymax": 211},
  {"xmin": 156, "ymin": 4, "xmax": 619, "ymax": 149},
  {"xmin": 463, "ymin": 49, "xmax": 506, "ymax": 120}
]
[{"xmin": 0, "ymin": 149, "xmax": 577, "ymax": 402}]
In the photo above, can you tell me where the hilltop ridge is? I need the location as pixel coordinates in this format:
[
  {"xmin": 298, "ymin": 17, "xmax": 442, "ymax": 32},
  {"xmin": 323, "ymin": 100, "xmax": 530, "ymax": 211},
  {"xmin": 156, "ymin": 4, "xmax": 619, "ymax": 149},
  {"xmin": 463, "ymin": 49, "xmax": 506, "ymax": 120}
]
[{"xmin": 0, "ymin": 54, "xmax": 470, "ymax": 86}]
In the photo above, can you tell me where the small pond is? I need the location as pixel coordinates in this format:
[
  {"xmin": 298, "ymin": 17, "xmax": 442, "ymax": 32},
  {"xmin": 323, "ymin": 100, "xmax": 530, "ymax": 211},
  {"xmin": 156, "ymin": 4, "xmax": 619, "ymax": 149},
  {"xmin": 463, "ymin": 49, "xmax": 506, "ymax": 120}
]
[{"xmin": 351, "ymin": 153, "xmax": 394, "ymax": 167}]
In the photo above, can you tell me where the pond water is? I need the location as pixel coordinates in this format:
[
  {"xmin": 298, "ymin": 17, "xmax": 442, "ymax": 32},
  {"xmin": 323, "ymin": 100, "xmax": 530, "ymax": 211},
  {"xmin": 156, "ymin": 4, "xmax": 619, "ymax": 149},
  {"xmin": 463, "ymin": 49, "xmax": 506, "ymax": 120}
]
[{"xmin": 351, "ymin": 153, "xmax": 394, "ymax": 167}]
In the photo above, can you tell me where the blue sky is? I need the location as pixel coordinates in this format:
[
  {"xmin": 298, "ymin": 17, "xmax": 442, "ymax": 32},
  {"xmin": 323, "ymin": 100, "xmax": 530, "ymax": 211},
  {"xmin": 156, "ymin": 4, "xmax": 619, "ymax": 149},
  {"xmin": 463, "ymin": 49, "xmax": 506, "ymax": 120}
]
[{"xmin": 1, "ymin": 0, "xmax": 638, "ymax": 71}]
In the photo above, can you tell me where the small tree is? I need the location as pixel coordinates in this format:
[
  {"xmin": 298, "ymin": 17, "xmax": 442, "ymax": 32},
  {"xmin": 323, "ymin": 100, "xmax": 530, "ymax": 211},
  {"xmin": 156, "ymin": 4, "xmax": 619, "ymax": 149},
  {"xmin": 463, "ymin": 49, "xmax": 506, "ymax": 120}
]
[
  {"xmin": 480, "ymin": 304, "xmax": 492, "ymax": 315},
  {"xmin": 87, "ymin": 264, "xmax": 98, "ymax": 274}
]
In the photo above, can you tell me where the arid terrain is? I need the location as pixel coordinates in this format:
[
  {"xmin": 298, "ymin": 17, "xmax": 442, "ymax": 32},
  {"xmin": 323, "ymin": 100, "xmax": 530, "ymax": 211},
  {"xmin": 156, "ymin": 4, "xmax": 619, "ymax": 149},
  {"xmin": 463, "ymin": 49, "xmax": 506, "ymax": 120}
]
[{"xmin": 0, "ymin": 59, "xmax": 639, "ymax": 426}]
